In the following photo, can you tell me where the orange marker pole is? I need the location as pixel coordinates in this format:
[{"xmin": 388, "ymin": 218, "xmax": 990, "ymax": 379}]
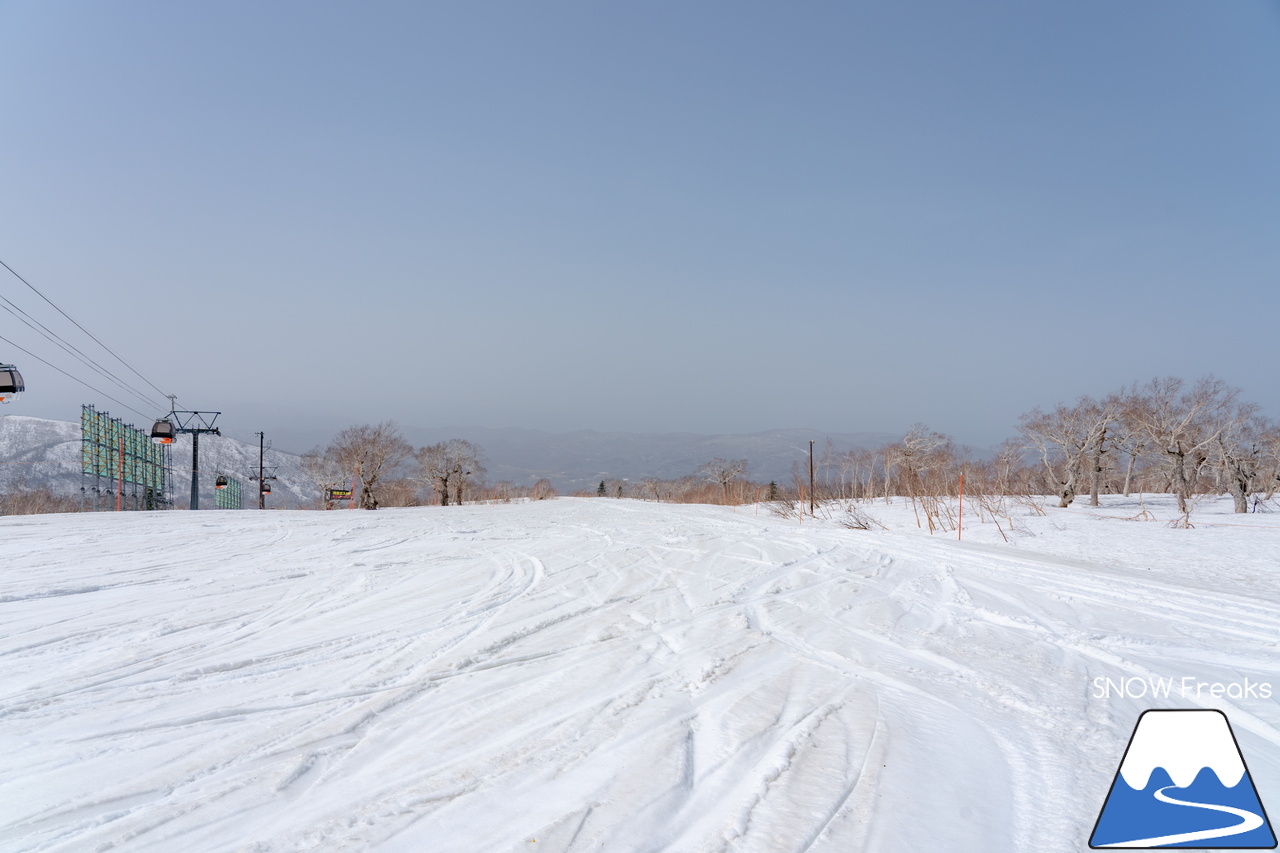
[{"xmin": 117, "ymin": 437, "xmax": 124, "ymax": 512}]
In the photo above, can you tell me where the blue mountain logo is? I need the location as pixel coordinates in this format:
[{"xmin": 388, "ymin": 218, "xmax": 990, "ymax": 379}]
[{"xmin": 1091, "ymin": 709, "xmax": 1276, "ymax": 848}]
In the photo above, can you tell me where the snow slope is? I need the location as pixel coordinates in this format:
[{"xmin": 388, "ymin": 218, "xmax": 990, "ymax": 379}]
[{"xmin": 1, "ymin": 496, "xmax": 1277, "ymax": 851}]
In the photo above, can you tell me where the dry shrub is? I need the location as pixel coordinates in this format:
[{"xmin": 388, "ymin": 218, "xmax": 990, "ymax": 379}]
[{"xmin": 0, "ymin": 479, "xmax": 80, "ymax": 516}]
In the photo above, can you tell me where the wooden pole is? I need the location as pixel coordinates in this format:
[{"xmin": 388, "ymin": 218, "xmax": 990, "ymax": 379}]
[
  {"xmin": 958, "ymin": 473, "xmax": 964, "ymax": 541},
  {"xmin": 809, "ymin": 440, "xmax": 815, "ymax": 517}
]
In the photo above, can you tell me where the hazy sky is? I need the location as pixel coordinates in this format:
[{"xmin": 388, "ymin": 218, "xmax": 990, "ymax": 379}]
[{"xmin": 2, "ymin": 1, "xmax": 1277, "ymax": 448}]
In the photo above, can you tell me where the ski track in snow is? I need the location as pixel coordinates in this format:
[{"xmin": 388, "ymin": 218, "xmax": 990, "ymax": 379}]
[{"xmin": 0, "ymin": 496, "xmax": 1277, "ymax": 852}]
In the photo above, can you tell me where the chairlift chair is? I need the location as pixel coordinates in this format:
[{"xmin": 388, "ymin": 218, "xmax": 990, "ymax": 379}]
[
  {"xmin": 0, "ymin": 363, "xmax": 24, "ymax": 403},
  {"xmin": 150, "ymin": 419, "xmax": 176, "ymax": 444}
]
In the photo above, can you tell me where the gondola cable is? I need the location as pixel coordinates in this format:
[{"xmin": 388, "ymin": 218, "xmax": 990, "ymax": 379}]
[
  {"xmin": 0, "ymin": 297, "xmax": 164, "ymax": 413},
  {"xmin": 0, "ymin": 257, "xmax": 172, "ymax": 405},
  {"xmin": 0, "ymin": 332, "xmax": 154, "ymax": 421}
]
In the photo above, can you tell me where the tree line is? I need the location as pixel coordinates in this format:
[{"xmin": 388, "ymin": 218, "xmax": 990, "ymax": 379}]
[
  {"xmin": 577, "ymin": 375, "xmax": 1280, "ymax": 518},
  {"xmin": 301, "ymin": 423, "xmax": 556, "ymax": 510},
  {"xmin": 299, "ymin": 375, "xmax": 1280, "ymax": 516},
  {"xmin": 1012, "ymin": 375, "xmax": 1277, "ymax": 514},
  {"xmin": 3, "ymin": 374, "xmax": 1274, "ymax": 516}
]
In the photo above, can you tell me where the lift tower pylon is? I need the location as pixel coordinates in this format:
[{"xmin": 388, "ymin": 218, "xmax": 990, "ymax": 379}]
[{"xmin": 167, "ymin": 408, "xmax": 221, "ymax": 510}]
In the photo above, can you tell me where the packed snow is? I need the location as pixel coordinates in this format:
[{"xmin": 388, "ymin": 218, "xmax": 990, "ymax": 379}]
[{"xmin": 2, "ymin": 495, "xmax": 1278, "ymax": 852}]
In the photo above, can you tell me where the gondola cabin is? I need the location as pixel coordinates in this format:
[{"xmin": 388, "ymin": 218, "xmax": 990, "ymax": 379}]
[
  {"xmin": 150, "ymin": 419, "xmax": 176, "ymax": 444},
  {"xmin": 0, "ymin": 363, "xmax": 24, "ymax": 403},
  {"xmin": 215, "ymin": 475, "xmax": 228, "ymax": 490},
  {"xmin": 261, "ymin": 483, "xmax": 271, "ymax": 495}
]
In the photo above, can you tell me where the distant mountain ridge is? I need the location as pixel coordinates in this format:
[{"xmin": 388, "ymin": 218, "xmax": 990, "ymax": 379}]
[{"xmin": 0, "ymin": 414, "xmax": 312, "ymax": 509}]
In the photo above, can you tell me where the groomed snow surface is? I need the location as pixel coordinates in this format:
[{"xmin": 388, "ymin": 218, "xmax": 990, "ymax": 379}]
[{"xmin": 2, "ymin": 495, "xmax": 1278, "ymax": 852}]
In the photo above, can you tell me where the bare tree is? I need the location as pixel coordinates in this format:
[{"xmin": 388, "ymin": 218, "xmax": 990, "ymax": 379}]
[
  {"xmin": 1085, "ymin": 394, "xmax": 1123, "ymax": 506},
  {"xmin": 991, "ymin": 438, "xmax": 1028, "ymax": 496},
  {"xmin": 1261, "ymin": 428, "xmax": 1280, "ymax": 502},
  {"xmin": 816, "ymin": 438, "xmax": 840, "ymax": 500},
  {"xmin": 699, "ymin": 458, "xmax": 748, "ymax": 503},
  {"xmin": 876, "ymin": 441, "xmax": 900, "ymax": 502},
  {"xmin": 1212, "ymin": 407, "xmax": 1276, "ymax": 513},
  {"xmin": 301, "ymin": 445, "xmax": 349, "ymax": 508},
  {"xmin": 1018, "ymin": 398, "xmax": 1112, "ymax": 508},
  {"xmin": 531, "ymin": 478, "xmax": 557, "ymax": 500},
  {"xmin": 326, "ymin": 421, "xmax": 413, "ymax": 510},
  {"xmin": 1111, "ymin": 389, "xmax": 1152, "ymax": 497},
  {"xmin": 833, "ymin": 446, "xmax": 877, "ymax": 501},
  {"xmin": 1128, "ymin": 376, "xmax": 1240, "ymax": 514},
  {"xmin": 416, "ymin": 442, "xmax": 452, "ymax": 506},
  {"xmin": 416, "ymin": 439, "xmax": 486, "ymax": 506},
  {"xmin": 638, "ymin": 477, "xmax": 664, "ymax": 501},
  {"xmin": 895, "ymin": 425, "xmax": 953, "ymax": 487},
  {"xmin": 888, "ymin": 424, "xmax": 957, "ymax": 529}
]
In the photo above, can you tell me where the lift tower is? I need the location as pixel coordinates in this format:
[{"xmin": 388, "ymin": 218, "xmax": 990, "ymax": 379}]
[{"xmin": 168, "ymin": 407, "xmax": 221, "ymax": 510}]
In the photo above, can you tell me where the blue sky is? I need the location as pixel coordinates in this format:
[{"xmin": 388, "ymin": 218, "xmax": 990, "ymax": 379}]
[{"xmin": 1, "ymin": 1, "xmax": 1277, "ymax": 448}]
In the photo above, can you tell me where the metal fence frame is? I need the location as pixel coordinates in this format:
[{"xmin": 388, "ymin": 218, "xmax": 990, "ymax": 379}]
[
  {"xmin": 215, "ymin": 475, "xmax": 242, "ymax": 510},
  {"xmin": 80, "ymin": 404, "xmax": 173, "ymax": 511}
]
